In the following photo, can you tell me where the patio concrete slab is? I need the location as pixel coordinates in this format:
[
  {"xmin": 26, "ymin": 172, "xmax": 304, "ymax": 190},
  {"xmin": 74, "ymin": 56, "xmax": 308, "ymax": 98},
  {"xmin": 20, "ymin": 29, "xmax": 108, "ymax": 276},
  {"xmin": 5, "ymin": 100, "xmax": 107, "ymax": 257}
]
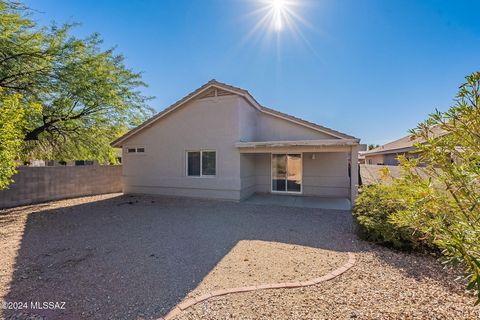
[{"xmin": 243, "ymin": 193, "xmax": 351, "ymax": 210}]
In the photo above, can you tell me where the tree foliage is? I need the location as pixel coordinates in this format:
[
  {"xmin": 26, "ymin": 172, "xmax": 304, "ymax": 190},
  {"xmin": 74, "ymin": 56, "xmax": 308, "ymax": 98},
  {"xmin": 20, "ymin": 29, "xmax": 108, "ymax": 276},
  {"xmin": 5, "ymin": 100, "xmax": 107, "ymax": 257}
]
[
  {"xmin": 355, "ymin": 71, "xmax": 480, "ymax": 304},
  {"xmin": 0, "ymin": 89, "xmax": 37, "ymax": 189},
  {"xmin": 392, "ymin": 71, "xmax": 480, "ymax": 304},
  {"xmin": 0, "ymin": 0, "xmax": 153, "ymax": 171}
]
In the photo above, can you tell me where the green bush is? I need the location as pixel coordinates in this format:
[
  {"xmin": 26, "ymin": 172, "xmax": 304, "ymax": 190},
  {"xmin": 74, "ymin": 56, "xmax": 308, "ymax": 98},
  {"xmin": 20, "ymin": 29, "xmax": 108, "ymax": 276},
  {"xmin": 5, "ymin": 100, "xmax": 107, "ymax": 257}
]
[
  {"xmin": 394, "ymin": 72, "xmax": 480, "ymax": 304},
  {"xmin": 353, "ymin": 184, "xmax": 426, "ymax": 250},
  {"xmin": 355, "ymin": 71, "xmax": 480, "ymax": 304}
]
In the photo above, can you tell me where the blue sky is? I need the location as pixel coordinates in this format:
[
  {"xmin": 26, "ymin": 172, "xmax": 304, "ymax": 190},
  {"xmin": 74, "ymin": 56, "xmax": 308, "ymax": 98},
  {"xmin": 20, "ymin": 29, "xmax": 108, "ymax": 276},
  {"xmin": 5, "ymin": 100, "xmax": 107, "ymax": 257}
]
[{"xmin": 24, "ymin": 0, "xmax": 480, "ymax": 144}]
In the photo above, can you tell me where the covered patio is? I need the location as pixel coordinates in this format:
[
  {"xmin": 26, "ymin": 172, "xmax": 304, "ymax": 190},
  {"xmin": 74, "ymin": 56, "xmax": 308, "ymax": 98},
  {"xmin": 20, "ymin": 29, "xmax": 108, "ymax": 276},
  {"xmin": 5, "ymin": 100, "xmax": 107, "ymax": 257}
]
[{"xmin": 236, "ymin": 139, "xmax": 359, "ymax": 205}]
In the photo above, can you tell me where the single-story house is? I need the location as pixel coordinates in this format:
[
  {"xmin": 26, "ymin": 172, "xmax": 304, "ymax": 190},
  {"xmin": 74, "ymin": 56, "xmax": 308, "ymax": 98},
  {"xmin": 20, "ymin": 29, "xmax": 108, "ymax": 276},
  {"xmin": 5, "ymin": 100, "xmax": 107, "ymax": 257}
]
[
  {"xmin": 361, "ymin": 126, "xmax": 445, "ymax": 166},
  {"xmin": 111, "ymin": 80, "xmax": 361, "ymax": 203}
]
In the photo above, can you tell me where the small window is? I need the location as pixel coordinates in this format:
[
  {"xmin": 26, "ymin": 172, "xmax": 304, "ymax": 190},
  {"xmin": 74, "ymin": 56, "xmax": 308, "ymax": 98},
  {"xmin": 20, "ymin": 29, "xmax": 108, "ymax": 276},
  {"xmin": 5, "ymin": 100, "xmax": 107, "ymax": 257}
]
[
  {"xmin": 187, "ymin": 150, "xmax": 216, "ymax": 177},
  {"xmin": 126, "ymin": 147, "xmax": 145, "ymax": 154}
]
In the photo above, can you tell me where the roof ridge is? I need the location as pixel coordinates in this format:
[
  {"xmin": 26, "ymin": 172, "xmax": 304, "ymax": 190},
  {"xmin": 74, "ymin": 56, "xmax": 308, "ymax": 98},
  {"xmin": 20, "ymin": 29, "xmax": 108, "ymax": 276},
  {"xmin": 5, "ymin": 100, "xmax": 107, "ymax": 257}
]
[
  {"xmin": 111, "ymin": 79, "xmax": 359, "ymax": 147},
  {"xmin": 364, "ymin": 125, "xmax": 447, "ymax": 155},
  {"xmin": 206, "ymin": 80, "xmax": 358, "ymax": 140},
  {"xmin": 366, "ymin": 134, "xmax": 414, "ymax": 153}
]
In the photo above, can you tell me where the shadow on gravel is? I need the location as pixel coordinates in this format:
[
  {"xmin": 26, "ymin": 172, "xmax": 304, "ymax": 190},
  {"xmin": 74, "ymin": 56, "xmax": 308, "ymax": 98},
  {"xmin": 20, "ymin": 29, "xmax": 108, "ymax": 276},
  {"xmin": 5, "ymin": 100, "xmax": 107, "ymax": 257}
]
[{"xmin": 1, "ymin": 194, "xmax": 460, "ymax": 319}]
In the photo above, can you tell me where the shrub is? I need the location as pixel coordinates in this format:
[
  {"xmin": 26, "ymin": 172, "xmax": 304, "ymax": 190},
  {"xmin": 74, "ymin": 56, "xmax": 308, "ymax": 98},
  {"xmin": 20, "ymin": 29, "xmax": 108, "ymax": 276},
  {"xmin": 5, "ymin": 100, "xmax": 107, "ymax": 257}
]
[
  {"xmin": 353, "ymin": 183, "xmax": 426, "ymax": 250},
  {"xmin": 392, "ymin": 72, "xmax": 480, "ymax": 304},
  {"xmin": 355, "ymin": 71, "xmax": 480, "ymax": 304}
]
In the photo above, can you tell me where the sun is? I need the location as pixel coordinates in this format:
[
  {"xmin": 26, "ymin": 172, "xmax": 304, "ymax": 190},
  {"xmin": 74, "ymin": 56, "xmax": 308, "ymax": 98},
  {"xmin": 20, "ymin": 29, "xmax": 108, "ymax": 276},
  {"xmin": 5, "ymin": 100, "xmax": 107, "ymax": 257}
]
[
  {"xmin": 272, "ymin": 0, "xmax": 287, "ymax": 9},
  {"xmin": 254, "ymin": 0, "xmax": 304, "ymax": 34},
  {"xmin": 241, "ymin": 0, "xmax": 315, "ymax": 53},
  {"xmin": 270, "ymin": 0, "xmax": 289, "ymax": 32}
]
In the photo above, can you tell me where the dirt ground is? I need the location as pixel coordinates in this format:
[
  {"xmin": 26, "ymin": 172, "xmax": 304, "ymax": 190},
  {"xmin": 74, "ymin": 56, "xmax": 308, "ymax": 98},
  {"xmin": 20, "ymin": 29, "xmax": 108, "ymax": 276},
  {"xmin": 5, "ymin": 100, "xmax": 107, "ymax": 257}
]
[{"xmin": 0, "ymin": 194, "xmax": 478, "ymax": 320}]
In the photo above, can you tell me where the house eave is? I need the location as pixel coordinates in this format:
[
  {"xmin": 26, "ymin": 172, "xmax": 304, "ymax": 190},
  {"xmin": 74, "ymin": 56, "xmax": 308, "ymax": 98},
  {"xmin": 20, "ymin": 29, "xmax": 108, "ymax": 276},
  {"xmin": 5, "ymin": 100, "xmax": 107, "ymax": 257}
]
[
  {"xmin": 362, "ymin": 147, "xmax": 415, "ymax": 156},
  {"xmin": 235, "ymin": 139, "xmax": 360, "ymax": 148},
  {"xmin": 111, "ymin": 80, "xmax": 360, "ymax": 147}
]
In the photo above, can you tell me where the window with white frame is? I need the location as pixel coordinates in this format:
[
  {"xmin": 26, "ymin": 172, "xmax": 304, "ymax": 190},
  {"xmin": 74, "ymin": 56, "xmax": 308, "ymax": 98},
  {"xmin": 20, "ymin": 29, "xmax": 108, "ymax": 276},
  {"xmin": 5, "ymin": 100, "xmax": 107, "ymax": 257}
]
[
  {"xmin": 187, "ymin": 150, "xmax": 216, "ymax": 176},
  {"xmin": 126, "ymin": 146, "xmax": 145, "ymax": 154}
]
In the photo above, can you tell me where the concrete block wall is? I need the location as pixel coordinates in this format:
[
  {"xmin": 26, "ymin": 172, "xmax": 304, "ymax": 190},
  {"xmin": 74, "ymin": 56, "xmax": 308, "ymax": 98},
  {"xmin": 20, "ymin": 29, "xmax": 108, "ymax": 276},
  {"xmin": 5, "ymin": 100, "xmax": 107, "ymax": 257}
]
[
  {"xmin": 359, "ymin": 164, "xmax": 401, "ymax": 185},
  {"xmin": 0, "ymin": 165, "xmax": 122, "ymax": 209},
  {"xmin": 359, "ymin": 164, "xmax": 430, "ymax": 186}
]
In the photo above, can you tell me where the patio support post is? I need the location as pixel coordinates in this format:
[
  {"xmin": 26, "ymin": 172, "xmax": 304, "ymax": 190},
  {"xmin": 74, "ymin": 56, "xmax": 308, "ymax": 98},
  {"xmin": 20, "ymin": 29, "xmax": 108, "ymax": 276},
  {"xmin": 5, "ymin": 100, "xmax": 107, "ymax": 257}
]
[{"xmin": 350, "ymin": 145, "xmax": 359, "ymax": 204}]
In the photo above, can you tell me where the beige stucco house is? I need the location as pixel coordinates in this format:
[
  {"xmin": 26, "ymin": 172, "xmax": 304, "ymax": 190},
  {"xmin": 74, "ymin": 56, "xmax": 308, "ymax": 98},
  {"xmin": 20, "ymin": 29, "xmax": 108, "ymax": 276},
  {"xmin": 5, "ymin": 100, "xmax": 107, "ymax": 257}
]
[
  {"xmin": 361, "ymin": 126, "xmax": 445, "ymax": 166},
  {"xmin": 111, "ymin": 80, "xmax": 361, "ymax": 203}
]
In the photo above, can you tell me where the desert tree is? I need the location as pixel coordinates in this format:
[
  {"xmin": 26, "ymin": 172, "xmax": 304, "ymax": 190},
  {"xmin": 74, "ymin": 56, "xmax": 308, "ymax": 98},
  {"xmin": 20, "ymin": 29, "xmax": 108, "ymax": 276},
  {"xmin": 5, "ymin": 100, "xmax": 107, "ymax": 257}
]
[{"xmin": 0, "ymin": 0, "xmax": 153, "ymax": 187}]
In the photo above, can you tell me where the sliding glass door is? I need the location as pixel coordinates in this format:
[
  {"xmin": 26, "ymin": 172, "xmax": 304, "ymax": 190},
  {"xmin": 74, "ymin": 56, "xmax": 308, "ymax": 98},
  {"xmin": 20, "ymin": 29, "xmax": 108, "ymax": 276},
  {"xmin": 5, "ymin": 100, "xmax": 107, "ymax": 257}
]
[
  {"xmin": 286, "ymin": 154, "xmax": 302, "ymax": 192},
  {"xmin": 271, "ymin": 154, "xmax": 302, "ymax": 193},
  {"xmin": 272, "ymin": 154, "xmax": 287, "ymax": 192}
]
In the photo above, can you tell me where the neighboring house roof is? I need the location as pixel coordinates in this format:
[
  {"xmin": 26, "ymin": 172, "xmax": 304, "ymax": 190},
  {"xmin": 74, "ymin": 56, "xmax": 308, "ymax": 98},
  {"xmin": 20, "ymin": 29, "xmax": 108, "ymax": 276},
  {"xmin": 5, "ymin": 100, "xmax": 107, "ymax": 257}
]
[
  {"xmin": 111, "ymin": 80, "xmax": 359, "ymax": 147},
  {"xmin": 362, "ymin": 125, "xmax": 446, "ymax": 156}
]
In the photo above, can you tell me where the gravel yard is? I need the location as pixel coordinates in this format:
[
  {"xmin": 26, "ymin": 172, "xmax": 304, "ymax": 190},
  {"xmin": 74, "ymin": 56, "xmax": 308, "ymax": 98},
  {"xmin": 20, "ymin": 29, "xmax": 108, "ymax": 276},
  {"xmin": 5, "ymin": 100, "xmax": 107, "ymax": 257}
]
[
  {"xmin": 0, "ymin": 194, "xmax": 478, "ymax": 320},
  {"xmin": 176, "ymin": 247, "xmax": 479, "ymax": 320},
  {"xmin": 185, "ymin": 240, "xmax": 348, "ymax": 300}
]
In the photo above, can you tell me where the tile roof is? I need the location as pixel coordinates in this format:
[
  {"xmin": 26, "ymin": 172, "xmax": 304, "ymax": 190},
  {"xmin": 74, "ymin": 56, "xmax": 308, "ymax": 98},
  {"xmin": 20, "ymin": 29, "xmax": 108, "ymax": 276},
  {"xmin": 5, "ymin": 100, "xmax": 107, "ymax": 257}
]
[
  {"xmin": 111, "ymin": 79, "xmax": 359, "ymax": 147},
  {"xmin": 207, "ymin": 80, "xmax": 358, "ymax": 140},
  {"xmin": 363, "ymin": 125, "xmax": 446, "ymax": 156}
]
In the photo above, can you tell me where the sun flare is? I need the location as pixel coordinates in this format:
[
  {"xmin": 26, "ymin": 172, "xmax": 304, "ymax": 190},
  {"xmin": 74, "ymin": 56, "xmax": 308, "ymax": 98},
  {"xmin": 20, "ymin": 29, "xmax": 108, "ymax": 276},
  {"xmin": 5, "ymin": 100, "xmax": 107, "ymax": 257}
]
[
  {"xmin": 241, "ymin": 0, "xmax": 315, "ymax": 55},
  {"xmin": 271, "ymin": 0, "xmax": 287, "ymax": 31},
  {"xmin": 251, "ymin": 0, "xmax": 307, "ymax": 36}
]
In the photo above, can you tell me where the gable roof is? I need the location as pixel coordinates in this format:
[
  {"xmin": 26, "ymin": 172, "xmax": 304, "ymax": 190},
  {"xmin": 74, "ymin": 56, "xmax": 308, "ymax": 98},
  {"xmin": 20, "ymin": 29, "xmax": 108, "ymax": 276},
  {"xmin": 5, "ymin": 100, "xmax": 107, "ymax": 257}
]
[
  {"xmin": 111, "ymin": 80, "xmax": 359, "ymax": 147},
  {"xmin": 362, "ymin": 125, "xmax": 446, "ymax": 156}
]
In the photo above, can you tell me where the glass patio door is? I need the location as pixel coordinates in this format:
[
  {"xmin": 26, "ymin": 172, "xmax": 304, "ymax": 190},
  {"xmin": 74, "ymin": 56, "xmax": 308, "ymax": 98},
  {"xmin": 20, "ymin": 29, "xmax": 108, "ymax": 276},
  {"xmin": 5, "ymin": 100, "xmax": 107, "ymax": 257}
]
[{"xmin": 271, "ymin": 154, "xmax": 302, "ymax": 193}]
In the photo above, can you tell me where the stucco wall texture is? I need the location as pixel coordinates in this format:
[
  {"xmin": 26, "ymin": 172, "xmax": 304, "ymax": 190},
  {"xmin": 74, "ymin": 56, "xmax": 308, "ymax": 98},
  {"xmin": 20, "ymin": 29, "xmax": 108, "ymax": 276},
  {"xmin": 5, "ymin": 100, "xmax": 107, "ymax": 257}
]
[
  {"xmin": 121, "ymin": 94, "xmax": 354, "ymax": 201},
  {"xmin": 122, "ymin": 95, "xmax": 243, "ymax": 200},
  {"xmin": 0, "ymin": 165, "xmax": 122, "ymax": 209},
  {"xmin": 239, "ymin": 152, "xmax": 350, "ymax": 200},
  {"xmin": 365, "ymin": 153, "xmax": 408, "ymax": 166}
]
